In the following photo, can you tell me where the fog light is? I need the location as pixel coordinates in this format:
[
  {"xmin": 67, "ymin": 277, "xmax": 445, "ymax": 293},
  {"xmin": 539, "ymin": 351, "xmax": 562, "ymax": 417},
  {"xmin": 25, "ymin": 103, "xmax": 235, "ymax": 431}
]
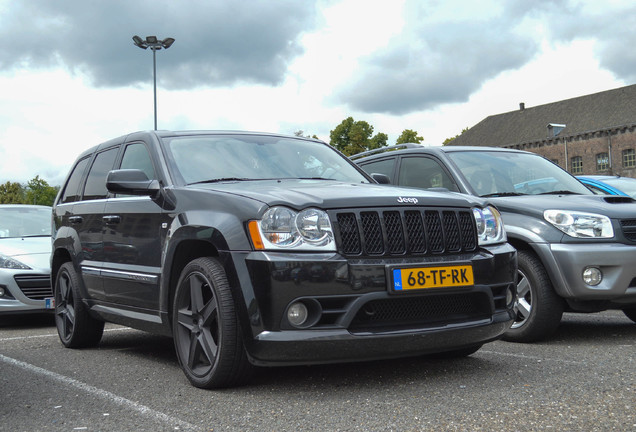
[
  {"xmin": 287, "ymin": 302, "xmax": 309, "ymax": 327},
  {"xmin": 582, "ymin": 267, "xmax": 602, "ymax": 286},
  {"xmin": 0, "ymin": 286, "xmax": 4, "ymax": 297}
]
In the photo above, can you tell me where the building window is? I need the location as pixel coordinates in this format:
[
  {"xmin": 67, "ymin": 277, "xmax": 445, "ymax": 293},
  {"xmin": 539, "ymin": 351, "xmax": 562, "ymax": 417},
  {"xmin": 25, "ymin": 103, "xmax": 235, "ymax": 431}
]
[
  {"xmin": 596, "ymin": 153, "xmax": 609, "ymax": 171},
  {"xmin": 550, "ymin": 159, "xmax": 559, "ymax": 166},
  {"xmin": 571, "ymin": 156, "xmax": 583, "ymax": 174},
  {"xmin": 623, "ymin": 149, "xmax": 636, "ymax": 168}
]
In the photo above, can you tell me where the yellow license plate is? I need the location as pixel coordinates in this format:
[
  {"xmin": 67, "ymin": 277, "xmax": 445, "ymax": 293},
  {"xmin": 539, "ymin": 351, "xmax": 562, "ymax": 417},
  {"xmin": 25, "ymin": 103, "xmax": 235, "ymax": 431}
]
[{"xmin": 392, "ymin": 265, "xmax": 474, "ymax": 292}]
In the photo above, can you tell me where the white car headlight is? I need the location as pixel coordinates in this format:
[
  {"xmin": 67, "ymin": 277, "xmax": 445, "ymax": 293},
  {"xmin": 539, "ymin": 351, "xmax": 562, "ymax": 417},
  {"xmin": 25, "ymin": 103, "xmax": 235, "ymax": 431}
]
[
  {"xmin": 472, "ymin": 205, "xmax": 506, "ymax": 246},
  {"xmin": 249, "ymin": 206, "xmax": 335, "ymax": 251},
  {"xmin": 544, "ymin": 210, "xmax": 613, "ymax": 238},
  {"xmin": 0, "ymin": 253, "xmax": 31, "ymax": 269}
]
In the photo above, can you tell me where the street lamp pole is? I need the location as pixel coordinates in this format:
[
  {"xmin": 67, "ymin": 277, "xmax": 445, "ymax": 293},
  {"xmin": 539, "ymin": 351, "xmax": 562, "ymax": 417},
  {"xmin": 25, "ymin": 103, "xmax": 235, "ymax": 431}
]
[{"xmin": 132, "ymin": 35, "xmax": 175, "ymax": 130}]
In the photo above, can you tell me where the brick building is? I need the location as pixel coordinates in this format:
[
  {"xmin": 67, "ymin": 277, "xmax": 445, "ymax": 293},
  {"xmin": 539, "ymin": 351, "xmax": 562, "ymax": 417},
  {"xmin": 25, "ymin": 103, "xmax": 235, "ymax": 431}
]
[{"xmin": 447, "ymin": 84, "xmax": 636, "ymax": 177}]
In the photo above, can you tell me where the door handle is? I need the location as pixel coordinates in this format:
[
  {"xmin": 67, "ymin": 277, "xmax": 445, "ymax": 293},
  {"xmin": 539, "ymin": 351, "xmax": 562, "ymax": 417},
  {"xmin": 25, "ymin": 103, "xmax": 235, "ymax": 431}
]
[
  {"xmin": 68, "ymin": 216, "xmax": 83, "ymax": 224},
  {"xmin": 103, "ymin": 215, "xmax": 121, "ymax": 225}
]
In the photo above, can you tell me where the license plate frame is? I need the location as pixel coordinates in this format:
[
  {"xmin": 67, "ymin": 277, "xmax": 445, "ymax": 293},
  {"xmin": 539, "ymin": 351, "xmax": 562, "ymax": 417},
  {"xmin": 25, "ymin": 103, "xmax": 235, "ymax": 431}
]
[{"xmin": 389, "ymin": 263, "xmax": 474, "ymax": 293}]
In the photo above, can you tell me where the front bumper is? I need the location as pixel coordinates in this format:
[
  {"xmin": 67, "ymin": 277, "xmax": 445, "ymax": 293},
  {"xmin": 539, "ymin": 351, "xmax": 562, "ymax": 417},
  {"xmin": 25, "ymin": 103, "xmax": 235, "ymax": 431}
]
[
  {"xmin": 0, "ymin": 270, "xmax": 53, "ymax": 315},
  {"xmin": 536, "ymin": 242, "xmax": 636, "ymax": 303},
  {"xmin": 230, "ymin": 243, "xmax": 517, "ymax": 366}
]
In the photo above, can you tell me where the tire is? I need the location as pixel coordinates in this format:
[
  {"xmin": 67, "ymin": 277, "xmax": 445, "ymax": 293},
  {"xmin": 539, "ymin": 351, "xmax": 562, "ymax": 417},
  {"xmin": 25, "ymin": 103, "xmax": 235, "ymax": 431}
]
[
  {"xmin": 503, "ymin": 250, "xmax": 564, "ymax": 343},
  {"xmin": 172, "ymin": 257, "xmax": 253, "ymax": 389},
  {"xmin": 623, "ymin": 307, "xmax": 636, "ymax": 323},
  {"xmin": 54, "ymin": 262, "xmax": 104, "ymax": 348}
]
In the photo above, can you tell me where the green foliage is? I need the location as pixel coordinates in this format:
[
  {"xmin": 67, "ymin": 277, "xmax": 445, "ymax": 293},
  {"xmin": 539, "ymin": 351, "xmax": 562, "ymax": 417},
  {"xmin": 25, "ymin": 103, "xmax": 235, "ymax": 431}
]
[
  {"xmin": 294, "ymin": 130, "xmax": 320, "ymax": 140},
  {"xmin": 443, "ymin": 127, "xmax": 469, "ymax": 145},
  {"xmin": 0, "ymin": 181, "xmax": 26, "ymax": 204},
  {"xmin": 329, "ymin": 117, "xmax": 388, "ymax": 156},
  {"xmin": 25, "ymin": 175, "xmax": 59, "ymax": 206},
  {"xmin": 0, "ymin": 176, "xmax": 59, "ymax": 206},
  {"xmin": 396, "ymin": 129, "xmax": 424, "ymax": 145}
]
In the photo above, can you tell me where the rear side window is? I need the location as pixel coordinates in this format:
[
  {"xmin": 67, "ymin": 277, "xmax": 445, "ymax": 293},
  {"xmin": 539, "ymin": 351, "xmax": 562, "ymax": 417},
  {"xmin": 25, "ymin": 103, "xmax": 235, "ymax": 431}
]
[
  {"xmin": 60, "ymin": 157, "xmax": 90, "ymax": 204},
  {"xmin": 399, "ymin": 157, "xmax": 459, "ymax": 192},
  {"xmin": 82, "ymin": 147, "xmax": 119, "ymax": 201}
]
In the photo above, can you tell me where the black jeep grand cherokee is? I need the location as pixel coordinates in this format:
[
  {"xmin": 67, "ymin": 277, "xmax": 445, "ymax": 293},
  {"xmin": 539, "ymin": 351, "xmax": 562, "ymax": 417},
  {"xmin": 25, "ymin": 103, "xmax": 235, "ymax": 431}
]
[{"xmin": 52, "ymin": 131, "xmax": 516, "ymax": 388}]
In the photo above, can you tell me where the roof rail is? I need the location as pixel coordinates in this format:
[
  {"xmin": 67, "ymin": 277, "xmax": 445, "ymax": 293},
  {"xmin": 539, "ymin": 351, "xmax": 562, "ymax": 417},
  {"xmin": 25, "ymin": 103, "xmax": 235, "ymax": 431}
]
[{"xmin": 349, "ymin": 143, "xmax": 424, "ymax": 160}]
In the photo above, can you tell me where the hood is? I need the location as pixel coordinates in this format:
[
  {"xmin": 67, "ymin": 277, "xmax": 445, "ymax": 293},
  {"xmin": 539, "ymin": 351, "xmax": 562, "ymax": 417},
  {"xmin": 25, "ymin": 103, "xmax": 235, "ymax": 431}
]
[
  {"xmin": 490, "ymin": 194, "xmax": 636, "ymax": 218},
  {"xmin": 188, "ymin": 179, "xmax": 486, "ymax": 210},
  {"xmin": 0, "ymin": 236, "xmax": 52, "ymax": 269}
]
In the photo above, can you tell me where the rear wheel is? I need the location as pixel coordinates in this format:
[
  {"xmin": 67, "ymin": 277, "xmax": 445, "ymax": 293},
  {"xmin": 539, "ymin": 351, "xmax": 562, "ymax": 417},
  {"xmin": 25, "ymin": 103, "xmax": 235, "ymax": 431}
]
[
  {"xmin": 503, "ymin": 250, "xmax": 564, "ymax": 343},
  {"xmin": 172, "ymin": 257, "xmax": 253, "ymax": 389},
  {"xmin": 54, "ymin": 262, "xmax": 104, "ymax": 348},
  {"xmin": 623, "ymin": 307, "xmax": 636, "ymax": 323}
]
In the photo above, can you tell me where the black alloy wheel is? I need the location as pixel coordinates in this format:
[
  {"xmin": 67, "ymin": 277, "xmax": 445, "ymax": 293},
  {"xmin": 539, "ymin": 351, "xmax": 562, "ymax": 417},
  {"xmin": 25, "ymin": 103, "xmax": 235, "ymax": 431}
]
[
  {"xmin": 172, "ymin": 257, "xmax": 253, "ymax": 389},
  {"xmin": 54, "ymin": 262, "xmax": 104, "ymax": 348}
]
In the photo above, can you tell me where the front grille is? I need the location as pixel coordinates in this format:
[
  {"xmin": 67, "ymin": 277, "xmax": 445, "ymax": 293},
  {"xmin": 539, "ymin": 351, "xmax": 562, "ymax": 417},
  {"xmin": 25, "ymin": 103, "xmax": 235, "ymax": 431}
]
[
  {"xmin": 620, "ymin": 219, "xmax": 636, "ymax": 242},
  {"xmin": 14, "ymin": 274, "xmax": 52, "ymax": 299},
  {"xmin": 349, "ymin": 292, "xmax": 491, "ymax": 332},
  {"xmin": 334, "ymin": 208, "xmax": 477, "ymax": 256}
]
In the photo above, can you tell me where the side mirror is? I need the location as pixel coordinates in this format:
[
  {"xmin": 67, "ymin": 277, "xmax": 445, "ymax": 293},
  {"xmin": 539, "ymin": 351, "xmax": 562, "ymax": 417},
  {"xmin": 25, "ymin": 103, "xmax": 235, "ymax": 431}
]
[
  {"xmin": 106, "ymin": 169, "xmax": 160, "ymax": 196},
  {"xmin": 371, "ymin": 173, "xmax": 391, "ymax": 184}
]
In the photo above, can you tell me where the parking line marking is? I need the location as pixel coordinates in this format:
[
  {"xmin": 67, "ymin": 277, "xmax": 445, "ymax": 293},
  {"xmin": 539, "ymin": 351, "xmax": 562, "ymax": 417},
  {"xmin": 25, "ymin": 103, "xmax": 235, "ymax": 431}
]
[
  {"xmin": 480, "ymin": 349, "xmax": 586, "ymax": 365},
  {"xmin": 0, "ymin": 354, "xmax": 198, "ymax": 431}
]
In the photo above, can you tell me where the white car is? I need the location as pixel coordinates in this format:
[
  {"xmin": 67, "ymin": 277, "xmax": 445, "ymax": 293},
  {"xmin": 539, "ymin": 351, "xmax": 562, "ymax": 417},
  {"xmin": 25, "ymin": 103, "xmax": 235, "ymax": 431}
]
[{"xmin": 0, "ymin": 204, "xmax": 53, "ymax": 315}]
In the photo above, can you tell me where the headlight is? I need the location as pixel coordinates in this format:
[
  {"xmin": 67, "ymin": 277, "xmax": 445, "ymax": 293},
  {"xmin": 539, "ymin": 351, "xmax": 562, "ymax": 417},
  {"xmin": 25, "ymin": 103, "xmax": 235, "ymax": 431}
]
[
  {"xmin": 472, "ymin": 205, "xmax": 506, "ymax": 245},
  {"xmin": 249, "ymin": 206, "xmax": 335, "ymax": 251},
  {"xmin": 0, "ymin": 253, "xmax": 31, "ymax": 270},
  {"xmin": 544, "ymin": 210, "xmax": 613, "ymax": 238}
]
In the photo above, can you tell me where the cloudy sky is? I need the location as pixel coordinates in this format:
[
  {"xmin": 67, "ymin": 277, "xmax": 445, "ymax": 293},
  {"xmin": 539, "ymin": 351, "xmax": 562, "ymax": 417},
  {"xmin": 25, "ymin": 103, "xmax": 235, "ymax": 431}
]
[{"xmin": 0, "ymin": 0, "xmax": 632, "ymax": 186}]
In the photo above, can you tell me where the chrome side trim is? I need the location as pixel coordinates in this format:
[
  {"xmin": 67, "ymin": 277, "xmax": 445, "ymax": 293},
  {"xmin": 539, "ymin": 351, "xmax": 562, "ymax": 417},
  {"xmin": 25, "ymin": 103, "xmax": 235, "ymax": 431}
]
[{"xmin": 81, "ymin": 266, "xmax": 158, "ymax": 284}]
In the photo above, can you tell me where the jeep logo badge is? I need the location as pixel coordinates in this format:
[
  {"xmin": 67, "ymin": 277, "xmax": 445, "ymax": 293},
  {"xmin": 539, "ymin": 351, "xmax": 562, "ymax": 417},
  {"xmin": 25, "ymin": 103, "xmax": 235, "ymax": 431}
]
[{"xmin": 397, "ymin": 197, "xmax": 418, "ymax": 204}]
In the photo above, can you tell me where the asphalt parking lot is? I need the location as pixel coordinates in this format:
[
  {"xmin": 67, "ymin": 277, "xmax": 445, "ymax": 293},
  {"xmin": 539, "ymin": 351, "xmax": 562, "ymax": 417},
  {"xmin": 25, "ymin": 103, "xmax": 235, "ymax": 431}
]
[{"xmin": 0, "ymin": 311, "xmax": 634, "ymax": 432}]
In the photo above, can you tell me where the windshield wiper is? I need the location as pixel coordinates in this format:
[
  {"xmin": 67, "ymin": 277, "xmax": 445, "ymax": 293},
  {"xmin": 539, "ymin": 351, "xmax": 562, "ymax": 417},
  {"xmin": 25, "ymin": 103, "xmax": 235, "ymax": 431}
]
[
  {"xmin": 480, "ymin": 192, "xmax": 525, "ymax": 197},
  {"xmin": 189, "ymin": 178, "xmax": 252, "ymax": 185},
  {"xmin": 539, "ymin": 190, "xmax": 579, "ymax": 195}
]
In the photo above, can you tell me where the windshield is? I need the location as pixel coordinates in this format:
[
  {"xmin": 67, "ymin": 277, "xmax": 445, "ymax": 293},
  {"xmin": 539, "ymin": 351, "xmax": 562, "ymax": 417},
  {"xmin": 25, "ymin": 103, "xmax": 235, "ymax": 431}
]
[
  {"xmin": 162, "ymin": 135, "xmax": 370, "ymax": 185},
  {"xmin": 0, "ymin": 206, "xmax": 51, "ymax": 238},
  {"xmin": 448, "ymin": 151, "xmax": 592, "ymax": 197}
]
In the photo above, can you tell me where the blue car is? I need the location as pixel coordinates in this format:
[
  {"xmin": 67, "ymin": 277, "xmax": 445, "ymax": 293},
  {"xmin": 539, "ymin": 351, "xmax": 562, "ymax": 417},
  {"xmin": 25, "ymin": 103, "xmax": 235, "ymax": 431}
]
[{"xmin": 577, "ymin": 175, "xmax": 636, "ymax": 198}]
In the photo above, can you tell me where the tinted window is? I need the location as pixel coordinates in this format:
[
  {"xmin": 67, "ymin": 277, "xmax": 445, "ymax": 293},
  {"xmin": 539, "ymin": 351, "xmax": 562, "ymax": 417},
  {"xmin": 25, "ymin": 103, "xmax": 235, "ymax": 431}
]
[
  {"xmin": 82, "ymin": 147, "xmax": 118, "ymax": 200},
  {"xmin": 163, "ymin": 135, "xmax": 369, "ymax": 184},
  {"xmin": 360, "ymin": 158, "xmax": 395, "ymax": 179},
  {"xmin": 60, "ymin": 157, "xmax": 90, "ymax": 204},
  {"xmin": 120, "ymin": 142, "xmax": 155, "ymax": 180},
  {"xmin": 399, "ymin": 157, "xmax": 459, "ymax": 192}
]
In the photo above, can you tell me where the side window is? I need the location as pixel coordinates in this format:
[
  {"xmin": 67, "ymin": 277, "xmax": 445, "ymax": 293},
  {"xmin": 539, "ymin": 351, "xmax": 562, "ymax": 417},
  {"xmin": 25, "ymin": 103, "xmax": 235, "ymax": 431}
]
[
  {"xmin": 82, "ymin": 147, "xmax": 119, "ymax": 201},
  {"xmin": 120, "ymin": 142, "xmax": 155, "ymax": 180},
  {"xmin": 359, "ymin": 158, "xmax": 396, "ymax": 179},
  {"xmin": 399, "ymin": 157, "xmax": 459, "ymax": 192},
  {"xmin": 60, "ymin": 157, "xmax": 90, "ymax": 204}
]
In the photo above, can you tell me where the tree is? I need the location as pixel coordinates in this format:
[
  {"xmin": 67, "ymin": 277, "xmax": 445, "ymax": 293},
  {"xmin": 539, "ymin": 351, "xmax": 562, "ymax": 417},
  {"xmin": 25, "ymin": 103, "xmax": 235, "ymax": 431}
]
[
  {"xmin": 25, "ymin": 176, "xmax": 59, "ymax": 206},
  {"xmin": 294, "ymin": 130, "xmax": 319, "ymax": 140},
  {"xmin": 443, "ymin": 127, "xmax": 469, "ymax": 145},
  {"xmin": 329, "ymin": 117, "xmax": 388, "ymax": 156},
  {"xmin": 0, "ymin": 181, "xmax": 25, "ymax": 204},
  {"xmin": 396, "ymin": 129, "xmax": 424, "ymax": 145}
]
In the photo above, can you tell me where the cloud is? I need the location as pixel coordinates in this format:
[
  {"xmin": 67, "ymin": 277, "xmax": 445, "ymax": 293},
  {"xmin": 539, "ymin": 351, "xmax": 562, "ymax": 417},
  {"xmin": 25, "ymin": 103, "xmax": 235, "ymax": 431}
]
[{"xmin": 0, "ymin": 1, "xmax": 317, "ymax": 88}]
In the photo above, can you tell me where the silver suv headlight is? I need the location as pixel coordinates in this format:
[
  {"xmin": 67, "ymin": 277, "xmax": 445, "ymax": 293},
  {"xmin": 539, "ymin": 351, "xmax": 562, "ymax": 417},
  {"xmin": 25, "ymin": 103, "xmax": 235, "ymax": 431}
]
[
  {"xmin": 0, "ymin": 253, "xmax": 31, "ymax": 270},
  {"xmin": 544, "ymin": 209, "xmax": 613, "ymax": 238},
  {"xmin": 472, "ymin": 205, "xmax": 506, "ymax": 246},
  {"xmin": 249, "ymin": 206, "xmax": 335, "ymax": 251}
]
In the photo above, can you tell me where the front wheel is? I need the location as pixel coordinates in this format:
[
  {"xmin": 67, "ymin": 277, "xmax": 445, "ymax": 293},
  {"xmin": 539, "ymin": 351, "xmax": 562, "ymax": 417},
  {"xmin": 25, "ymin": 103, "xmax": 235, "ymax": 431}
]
[
  {"xmin": 54, "ymin": 262, "xmax": 104, "ymax": 348},
  {"xmin": 503, "ymin": 250, "xmax": 564, "ymax": 343},
  {"xmin": 172, "ymin": 257, "xmax": 253, "ymax": 389}
]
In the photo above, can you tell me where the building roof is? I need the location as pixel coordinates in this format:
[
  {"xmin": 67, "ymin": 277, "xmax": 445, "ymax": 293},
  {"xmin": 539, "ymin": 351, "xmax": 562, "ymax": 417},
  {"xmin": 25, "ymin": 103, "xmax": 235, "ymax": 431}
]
[{"xmin": 448, "ymin": 84, "xmax": 636, "ymax": 147}]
